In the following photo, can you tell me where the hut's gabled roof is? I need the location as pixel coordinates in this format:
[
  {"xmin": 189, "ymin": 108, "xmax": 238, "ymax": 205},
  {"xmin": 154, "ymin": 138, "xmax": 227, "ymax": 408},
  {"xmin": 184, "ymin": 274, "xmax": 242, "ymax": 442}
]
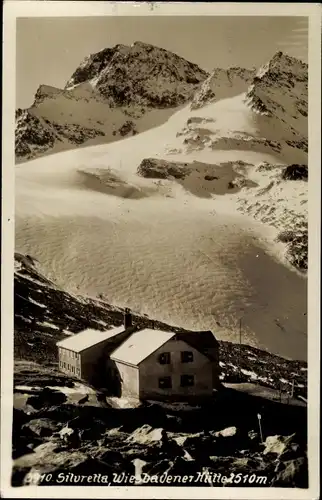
[
  {"xmin": 56, "ymin": 325, "xmax": 126, "ymax": 353},
  {"xmin": 110, "ymin": 328, "xmax": 175, "ymax": 366}
]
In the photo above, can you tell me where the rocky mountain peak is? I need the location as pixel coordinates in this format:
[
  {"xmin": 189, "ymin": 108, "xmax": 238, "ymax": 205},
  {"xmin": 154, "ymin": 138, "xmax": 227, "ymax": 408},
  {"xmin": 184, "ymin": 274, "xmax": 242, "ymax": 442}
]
[
  {"xmin": 254, "ymin": 51, "xmax": 308, "ymax": 82},
  {"xmin": 245, "ymin": 51, "xmax": 308, "ymax": 142},
  {"xmin": 65, "ymin": 41, "xmax": 208, "ymax": 108}
]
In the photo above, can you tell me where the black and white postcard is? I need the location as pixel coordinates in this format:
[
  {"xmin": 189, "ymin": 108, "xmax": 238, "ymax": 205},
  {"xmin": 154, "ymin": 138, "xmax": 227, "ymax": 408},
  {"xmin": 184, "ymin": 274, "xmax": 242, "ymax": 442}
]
[{"xmin": 1, "ymin": 2, "xmax": 321, "ymax": 499}]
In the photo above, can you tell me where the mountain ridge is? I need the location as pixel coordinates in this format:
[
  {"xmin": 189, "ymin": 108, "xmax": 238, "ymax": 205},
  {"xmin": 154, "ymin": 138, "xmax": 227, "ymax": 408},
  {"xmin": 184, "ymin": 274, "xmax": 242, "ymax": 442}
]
[
  {"xmin": 191, "ymin": 67, "xmax": 256, "ymax": 110},
  {"xmin": 15, "ymin": 49, "xmax": 308, "ymax": 164}
]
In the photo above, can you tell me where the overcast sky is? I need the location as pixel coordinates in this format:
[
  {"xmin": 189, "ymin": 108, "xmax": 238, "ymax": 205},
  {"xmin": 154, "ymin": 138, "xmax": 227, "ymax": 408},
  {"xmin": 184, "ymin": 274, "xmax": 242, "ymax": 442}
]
[{"xmin": 16, "ymin": 16, "xmax": 308, "ymax": 109}]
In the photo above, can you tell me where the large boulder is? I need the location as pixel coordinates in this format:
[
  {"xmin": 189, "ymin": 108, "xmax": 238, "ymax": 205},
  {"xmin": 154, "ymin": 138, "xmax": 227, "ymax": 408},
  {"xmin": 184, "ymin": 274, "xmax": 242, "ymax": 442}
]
[
  {"xmin": 212, "ymin": 426, "xmax": 248, "ymax": 457},
  {"xmin": 180, "ymin": 431, "xmax": 216, "ymax": 462},
  {"xmin": 113, "ymin": 426, "xmax": 185, "ymax": 465},
  {"xmin": 22, "ymin": 418, "xmax": 62, "ymax": 438},
  {"xmin": 26, "ymin": 388, "xmax": 67, "ymax": 410},
  {"xmin": 263, "ymin": 433, "xmax": 297, "ymax": 457},
  {"xmin": 137, "ymin": 158, "xmax": 192, "ymax": 180},
  {"xmin": 125, "ymin": 424, "xmax": 163, "ymax": 446},
  {"xmin": 272, "ymin": 457, "xmax": 308, "ymax": 488},
  {"xmin": 282, "ymin": 164, "xmax": 308, "ymax": 181},
  {"xmin": 215, "ymin": 426, "xmax": 237, "ymax": 438},
  {"xmin": 179, "ymin": 427, "xmax": 249, "ymax": 462}
]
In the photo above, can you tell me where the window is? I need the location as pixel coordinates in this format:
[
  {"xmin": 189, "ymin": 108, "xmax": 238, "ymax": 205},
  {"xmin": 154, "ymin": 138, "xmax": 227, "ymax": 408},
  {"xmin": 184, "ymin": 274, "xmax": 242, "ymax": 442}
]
[
  {"xmin": 67, "ymin": 364, "xmax": 70, "ymax": 370},
  {"xmin": 158, "ymin": 352, "xmax": 171, "ymax": 365},
  {"xmin": 77, "ymin": 368, "xmax": 80, "ymax": 376},
  {"xmin": 181, "ymin": 351, "xmax": 194, "ymax": 363},
  {"xmin": 180, "ymin": 375, "xmax": 194, "ymax": 387},
  {"xmin": 158, "ymin": 376, "xmax": 172, "ymax": 389},
  {"xmin": 63, "ymin": 362, "xmax": 66, "ymax": 368}
]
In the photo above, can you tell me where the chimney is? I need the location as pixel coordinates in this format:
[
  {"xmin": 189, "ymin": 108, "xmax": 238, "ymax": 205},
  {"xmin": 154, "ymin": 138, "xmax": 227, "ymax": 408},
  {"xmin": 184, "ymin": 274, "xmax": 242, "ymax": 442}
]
[{"xmin": 124, "ymin": 308, "xmax": 132, "ymax": 329}]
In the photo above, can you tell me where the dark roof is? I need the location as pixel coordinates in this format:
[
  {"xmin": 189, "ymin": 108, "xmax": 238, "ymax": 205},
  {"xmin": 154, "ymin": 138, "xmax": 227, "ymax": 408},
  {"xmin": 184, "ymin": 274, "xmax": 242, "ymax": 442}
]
[{"xmin": 175, "ymin": 330, "xmax": 218, "ymax": 360}]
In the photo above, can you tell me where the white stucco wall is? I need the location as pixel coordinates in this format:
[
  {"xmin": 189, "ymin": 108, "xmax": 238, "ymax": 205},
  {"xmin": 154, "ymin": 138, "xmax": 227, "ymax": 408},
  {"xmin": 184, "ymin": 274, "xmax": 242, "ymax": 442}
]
[{"xmin": 138, "ymin": 339, "xmax": 214, "ymax": 400}]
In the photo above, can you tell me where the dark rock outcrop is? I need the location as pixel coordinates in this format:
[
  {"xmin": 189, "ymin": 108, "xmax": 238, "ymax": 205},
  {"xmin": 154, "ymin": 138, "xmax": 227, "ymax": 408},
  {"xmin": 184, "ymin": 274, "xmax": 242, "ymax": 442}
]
[
  {"xmin": 22, "ymin": 418, "xmax": 62, "ymax": 438},
  {"xmin": 65, "ymin": 42, "xmax": 208, "ymax": 108},
  {"xmin": 277, "ymin": 227, "xmax": 308, "ymax": 271},
  {"xmin": 281, "ymin": 164, "xmax": 308, "ymax": 181},
  {"xmin": 26, "ymin": 388, "xmax": 67, "ymax": 410},
  {"xmin": 272, "ymin": 456, "xmax": 308, "ymax": 488},
  {"xmin": 137, "ymin": 158, "xmax": 191, "ymax": 180}
]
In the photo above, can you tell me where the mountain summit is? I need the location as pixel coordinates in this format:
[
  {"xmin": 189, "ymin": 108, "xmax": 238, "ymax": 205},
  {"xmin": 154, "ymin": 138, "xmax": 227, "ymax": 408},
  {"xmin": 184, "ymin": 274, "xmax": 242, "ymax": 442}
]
[
  {"xmin": 65, "ymin": 41, "xmax": 208, "ymax": 107},
  {"xmin": 15, "ymin": 43, "xmax": 208, "ymax": 162},
  {"xmin": 245, "ymin": 51, "xmax": 307, "ymax": 138}
]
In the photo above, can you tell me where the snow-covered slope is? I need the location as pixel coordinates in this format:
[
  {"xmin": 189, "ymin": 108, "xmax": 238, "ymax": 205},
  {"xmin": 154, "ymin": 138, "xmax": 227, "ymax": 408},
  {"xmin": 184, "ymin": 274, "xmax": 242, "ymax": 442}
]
[
  {"xmin": 15, "ymin": 42, "xmax": 208, "ymax": 163},
  {"xmin": 191, "ymin": 67, "xmax": 255, "ymax": 110}
]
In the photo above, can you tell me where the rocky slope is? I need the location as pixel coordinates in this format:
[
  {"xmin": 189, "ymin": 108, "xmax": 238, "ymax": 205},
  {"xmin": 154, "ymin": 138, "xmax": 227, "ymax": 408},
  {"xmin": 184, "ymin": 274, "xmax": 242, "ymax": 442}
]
[
  {"xmin": 236, "ymin": 161, "xmax": 308, "ymax": 271},
  {"xmin": 15, "ymin": 107, "xmax": 105, "ymax": 161},
  {"xmin": 245, "ymin": 51, "xmax": 307, "ymax": 153},
  {"xmin": 12, "ymin": 373, "xmax": 308, "ymax": 488},
  {"xmin": 15, "ymin": 42, "xmax": 208, "ymax": 162}
]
